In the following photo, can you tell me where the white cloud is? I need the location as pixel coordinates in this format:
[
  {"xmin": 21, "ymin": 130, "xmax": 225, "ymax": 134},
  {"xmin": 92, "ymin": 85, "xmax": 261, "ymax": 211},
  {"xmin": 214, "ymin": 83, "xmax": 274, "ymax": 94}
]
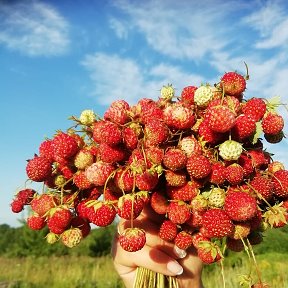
[
  {"xmin": 0, "ymin": 1, "xmax": 70, "ymax": 56},
  {"xmin": 109, "ymin": 17, "xmax": 128, "ymax": 39},
  {"xmin": 81, "ymin": 52, "xmax": 206, "ymax": 105},
  {"xmin": 112, "ymin": 0, "xmax": 240, "ymax": 61},
  {"xmin": 242, "ymin": 1, "xmax": 288, "ymax": 49}
]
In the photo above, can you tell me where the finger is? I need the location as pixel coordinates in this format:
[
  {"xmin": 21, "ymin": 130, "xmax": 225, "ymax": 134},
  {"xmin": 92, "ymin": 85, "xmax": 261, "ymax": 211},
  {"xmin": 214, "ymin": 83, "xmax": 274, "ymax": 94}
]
[
  {"xmin": 177, "ymin": 246, "xmax": 204, "ymax": 287},
  {"xmin": 117, "ymin": 218, "xmax": 185, "ymax": 259},
  {"xmin": 112, "ymin": 240, "xmax": 184, "ymax": 278}
]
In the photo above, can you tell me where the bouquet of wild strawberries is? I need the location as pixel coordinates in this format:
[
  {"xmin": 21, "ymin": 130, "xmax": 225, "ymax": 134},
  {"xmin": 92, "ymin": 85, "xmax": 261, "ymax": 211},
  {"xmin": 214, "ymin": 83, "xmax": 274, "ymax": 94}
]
[{"xmin": 11, "ymin": 65, "xmax": 288, "ymax": 288}]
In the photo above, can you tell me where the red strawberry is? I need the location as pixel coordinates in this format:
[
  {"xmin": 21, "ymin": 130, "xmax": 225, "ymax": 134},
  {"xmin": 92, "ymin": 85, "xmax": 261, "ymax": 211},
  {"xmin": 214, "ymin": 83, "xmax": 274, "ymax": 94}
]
[
  {"xmin": 47, "ymin": 206, "xmax": 73, "ymax": 234},
  {"xmin": 52, "ymin": 132, "xmax": 79, "ymax": 159},
  {"xmin": 119, "ymin": 227, "xmax": 146, "ymax": 252},
  {"xmin": 250, "ymin": 174, "xmax": 273, "ymax": 201},
  {"xmin": 180, "ymin": 85, "xmax": 197, "ymax": 106},
  {"xmin": 103, "ymin": 186, "xmax": 122, "ymax": 201},
  {"xmin": 261, "ymin": 112, "xmax": 284, "ymax": 135},
  {"xmin": 209, "ymin": 162, "xmax": 226, "ymax": 185},
  {"xmin": 186, "ymin": 210, "xmax": 205, "ymax": 228},
  {"xmin": 27, "ymin": 214, "xmax": 46, "ymax": 230},
  {"xmin": 220, "ymin": 71, "xmax": 246, "ymax": 96},
  {"xmin": 186, "ymin": 154, "xmax": 211, "ymax": 179},
  {"xmin": 159, "ymin": 220, "xmax": 178, "ymax": 242},
  {"xmin": 272, "ymin": 169, "xmax": 288, "ymax": 198},
  {"xmin": 87, "ymin": 201, "xmax": 117, "ymax": 227},
  {"xmin": 145, "ymin": 147, "xmax": 164, "ymax": 166},
  {"xmin": 197, "ymin": 240, "xmax": 222, "ymax": 264},
  {"xmin": 167, "ymin": 201, "xmax": 191, "ymax": 224},
  {"xmin": 238, "ymin": 153, "xmax": 254, "ymax": 177},
  {"xmin": 16, "ymin": 188, "xmax": 36, "ymax": 205},
  {"xmin": 117, "ymin": 194, "xmax": 144, "ymax": 220},
  {"xmin": 92, "ymin": 120, "xmax": 122, "ymax": 146},
  {"xmin": 242, "ymin": 98, "xmax": 266, "ymax": 121},
  {"xmin": 150, "ymin": 191, "xmax": 169, "ymax": 215},
  {"xmin": 163, "ymin": 148, "xmax": 187, "ymax": 171},
  {"xmin": 248, "ymin": 149, "xmax": 270, "ymax": 170},
  {"xmin": 114, "ymin": 167, "xmax": 134, "ymax": 192},
  {"xmin": 98, "ymin": 143, "xmax": 127, "ymax": 164},
  {"xmin": 58, "ymin": 164, "xmax": 74, "ymax": 180},
  {"xmin": 205, "ymin": 105, "xmax": 236, "ymax": 133},
  {"xmin": 104, "ymin": 100, "xmax": 130, "ymax": 125},
  {"xmin": 39, "ymin": 139, "xmax": 54, "ymax": 162},
  {"xmin": 136, "ymin": 98, "xmax": 163, "ymax": 124},
  {"xmin": 135, "ymin": 170, "xmax": 159, "ymax": 191},
  {"xmin": 144, "ymin": 119, "xmax": 169, "ymax": 146},
  {"xmin": 165, "ymin": 169, "xmax": 187, "ymax": 187},
  {"xmin": 30, "ymin": 194, "xmax": 59, "ymax": 216},
  {"xmin": 76, "ymin": 199, "xmax": 92, "ymax": 220},
  {"xmin": 26, "ymin": 155, "xmax": 52, "ymax": 182},
  {"xmin": 122, "ymin": 126, "xmax": 138, "ymax": 150},
  {"xmin": 174, "ymin": 231, "xmax": 193, "ymax": 250},
  {"xmin": 73, "ymin": 171, "xmax": 92, "ymax": 190},
  {"xmin": 167, "ymin": 181, "xmax": 198, "ymax": 201},
  {"xmin": 61, "ymin": 228, "xmax": 83, "ymax": 248},
  {"xmin": 163, "ymin": 103, "xmax": 195, "ymax": 130},
  {"xmin": 232, "ymin": 114, "xmax": 256, "ymax": 140},
  {"xmin": 225, "ymin": 163, "xmax": 244, "ymax": 186},
  {"xmin": 191, "ymin": 232, "xmax": 210, "ymax": 249},
  {"xmin": 224, "ymin": 191, "xmax": 257, "ymax": 221},
  {"xmin": 10, "ymin": 199, "xmax": 24, "ymax": 213},
  {"xmin": 136, "ymin": 98, "xmax": 164, "ymax": 124},
  {"xmin": 198, "ymin": 119, "xmax": 224, "ymax": 144},
  {"xmin": 201, "ymin": 208, "xmax": 234, "ymax": 238},
  {"xmin": 85, "ymin": 161, "xmax": 115, "ymax": 186}
]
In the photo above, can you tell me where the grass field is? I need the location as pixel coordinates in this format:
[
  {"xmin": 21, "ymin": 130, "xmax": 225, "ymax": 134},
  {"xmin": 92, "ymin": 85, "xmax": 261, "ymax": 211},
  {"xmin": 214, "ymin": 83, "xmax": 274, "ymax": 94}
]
[{"xmin": 0, "ymin": 252, "xmax": 287, "ymax": 288}]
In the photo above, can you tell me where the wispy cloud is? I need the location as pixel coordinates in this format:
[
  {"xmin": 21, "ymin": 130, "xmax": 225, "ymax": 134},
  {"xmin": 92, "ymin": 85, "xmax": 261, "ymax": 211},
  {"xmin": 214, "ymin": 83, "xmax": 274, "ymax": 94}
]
[
  {"xmin": 81, "ymin": 52, "xmax": 204, "ymax": 105},
  {"xmin": 0, "ymin": 1, "xmax": 70, "ymax": 56},
  {"xmin": 83, "ymin": 0, "xmax": 288, "ymax": 116},
  {"xmin": 242, "ymin": 1, "xmax": 288, "ymax": 49},
  {"xmin": 111, "ymin": 0, "xmax": 239, "ymax": 61}
]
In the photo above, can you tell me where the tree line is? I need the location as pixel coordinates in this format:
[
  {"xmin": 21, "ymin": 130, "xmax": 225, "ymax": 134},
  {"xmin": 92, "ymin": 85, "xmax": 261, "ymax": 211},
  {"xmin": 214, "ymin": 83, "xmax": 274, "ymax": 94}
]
[{"xmin": 0, "ymin": 222, "xmax": 116, "ymax": 258}]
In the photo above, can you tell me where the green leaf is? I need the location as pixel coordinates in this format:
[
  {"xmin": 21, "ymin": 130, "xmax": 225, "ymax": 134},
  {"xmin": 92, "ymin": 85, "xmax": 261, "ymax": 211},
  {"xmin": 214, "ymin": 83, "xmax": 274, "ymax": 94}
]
[{"xmin": 251, "ymin": 122, "xmax": 263, "ymax": 144}]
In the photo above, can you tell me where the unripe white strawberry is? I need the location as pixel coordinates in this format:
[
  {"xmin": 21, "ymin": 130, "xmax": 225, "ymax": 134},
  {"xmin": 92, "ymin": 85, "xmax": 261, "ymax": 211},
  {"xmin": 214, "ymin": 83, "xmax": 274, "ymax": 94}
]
[
  {"xmin": 79, "ymin": 110, "xmax": 96, "ymax": 125},
  {"xmin": 219, "ymin": 140, "xmax": 242, "ymax": 161},
  {"xmin": 74, "ymin": 149, "xmax": 94, "ymax": 170},
  {"xmin": 46, "ymin": 232, "xmax": 59, "ymax": 244},
  {"xmin": 194, "ymin": 85, "xmax": 214, "ymax": 107},
  {"xmin": 208, "ymin": 187, "xmax": 226, "ymax": 208},
  {"xmin": 160, "ymin": 84, "xmax": 175, "ymax": 101},
  {"xmin": 61, "ymin": 228, "xmax": 83, "ymax": 248}
]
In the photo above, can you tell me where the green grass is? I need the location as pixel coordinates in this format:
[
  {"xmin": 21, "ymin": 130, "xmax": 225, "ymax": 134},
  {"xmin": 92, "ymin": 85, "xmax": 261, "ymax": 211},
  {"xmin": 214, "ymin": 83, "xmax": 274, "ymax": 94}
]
[{"xmin": 0, "ymin": 253, "xmax": 287, "ymax": 288}]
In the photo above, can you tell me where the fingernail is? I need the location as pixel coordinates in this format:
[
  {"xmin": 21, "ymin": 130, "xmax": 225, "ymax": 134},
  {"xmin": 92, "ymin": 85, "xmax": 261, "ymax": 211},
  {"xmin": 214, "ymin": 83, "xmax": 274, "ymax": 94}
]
[
  {"xmin": 167, "ymin": 261, "xmax": 183, "ymax": 275},
  {"xmin": 173, "ymin": 246, "xmax": 187, "ymax": 259}
]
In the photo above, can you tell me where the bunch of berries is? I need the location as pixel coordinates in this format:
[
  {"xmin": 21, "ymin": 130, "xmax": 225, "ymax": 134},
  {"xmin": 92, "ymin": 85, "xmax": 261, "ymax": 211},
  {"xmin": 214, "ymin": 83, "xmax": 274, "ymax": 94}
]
[{"xmin": 11, "ymin": 67, "xmax": 288, "ymax": 287}]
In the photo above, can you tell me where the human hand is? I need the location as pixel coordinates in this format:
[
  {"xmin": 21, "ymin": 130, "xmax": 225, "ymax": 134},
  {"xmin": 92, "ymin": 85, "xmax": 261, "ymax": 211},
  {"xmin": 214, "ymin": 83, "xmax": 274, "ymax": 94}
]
[{"xmin": 111, "ymin": 206, "xmax": 204, "ymax": 288}]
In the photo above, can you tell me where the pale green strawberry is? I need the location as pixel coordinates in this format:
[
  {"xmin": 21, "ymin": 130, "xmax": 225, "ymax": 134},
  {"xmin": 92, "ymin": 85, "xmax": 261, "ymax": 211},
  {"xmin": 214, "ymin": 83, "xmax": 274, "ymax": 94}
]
[
  {"xmin": 79, "ymin": 109, "xmax": 96, "ymax": 125},
  {"xmin": 194, "ymin": 85, "xmax": 214, "ymax": 107},
  {"xmin": 160, "ymin": 84, "xmax": 175, "ymax": 101},
  {"xmin": 208, "ymin": 187, "xmax": 226, "ymax": 208},
  {"xmin": 219, "ymin": 140, "xmax": 242, "ymax": 161}
]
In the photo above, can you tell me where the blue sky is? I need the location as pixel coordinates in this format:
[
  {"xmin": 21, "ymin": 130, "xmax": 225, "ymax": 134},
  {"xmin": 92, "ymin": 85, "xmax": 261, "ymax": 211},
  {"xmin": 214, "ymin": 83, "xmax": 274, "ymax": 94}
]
[{"xmin": 1, "ymin": 0, "xmax": 288, "ymax": 227}]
